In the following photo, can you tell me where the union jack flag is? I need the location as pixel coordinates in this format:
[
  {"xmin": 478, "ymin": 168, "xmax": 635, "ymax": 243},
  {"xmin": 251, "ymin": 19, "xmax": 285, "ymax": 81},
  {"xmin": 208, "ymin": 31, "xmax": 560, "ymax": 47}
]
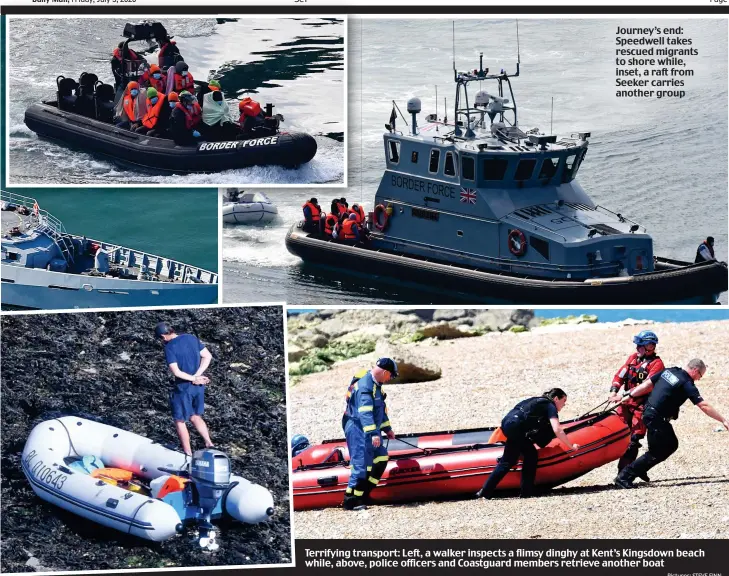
[{"xmin": 460, "ymin": 187, "xmax": 477, "ymax": 204}]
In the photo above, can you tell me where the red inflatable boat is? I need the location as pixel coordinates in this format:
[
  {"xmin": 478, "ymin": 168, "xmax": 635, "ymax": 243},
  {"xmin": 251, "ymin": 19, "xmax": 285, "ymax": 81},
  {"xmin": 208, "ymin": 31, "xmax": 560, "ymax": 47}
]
[{"xmin": 292, "ymin": 411, "xmax": 629, "ymax": 510}]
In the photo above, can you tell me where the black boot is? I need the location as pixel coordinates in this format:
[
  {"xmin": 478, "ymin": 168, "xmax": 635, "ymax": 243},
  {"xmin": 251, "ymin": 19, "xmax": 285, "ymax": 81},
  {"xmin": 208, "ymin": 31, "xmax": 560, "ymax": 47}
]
[
  {"xmin": 614, "ymin": 466, "xmax": 637, "ymax": 489},
  {"xmin": 618, "ymin": 439, "xmax": 650, "ymax": 482},
  {"xmin": 342, "ymin": 494, "xmax": 365, "ymax": 510}
]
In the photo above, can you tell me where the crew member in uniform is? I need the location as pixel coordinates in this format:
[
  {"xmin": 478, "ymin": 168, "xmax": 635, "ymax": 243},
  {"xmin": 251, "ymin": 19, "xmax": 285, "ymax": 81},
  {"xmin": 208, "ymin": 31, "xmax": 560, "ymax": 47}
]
[
  {"xmin": 342, "ymin": 357, "xmax": 398, "ymax": 510},
  {"xmin": 476, "ymin": 388, "xmax": 579, "ymax": 499},
  {"xmin": 615, "ymin": 359, "xmax": 729, "ymax": 488},
  {"xmin": 695, "ymin": 237, "xmax": 716, "ymax": 262},
  {"xmin": 608, "ymin": 330, "xmax": 664, "ymax": 479}
]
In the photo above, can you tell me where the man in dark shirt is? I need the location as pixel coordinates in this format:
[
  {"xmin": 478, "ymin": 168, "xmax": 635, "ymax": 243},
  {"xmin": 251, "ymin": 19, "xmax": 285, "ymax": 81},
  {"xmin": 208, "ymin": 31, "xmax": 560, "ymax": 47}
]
[
  {"xmin": 615, "ymin": 359, "xmax": 729, "ymax": 488},
  {"xmin": 155, "ymin": 322, "xmax": 214, "ymax": 456}
]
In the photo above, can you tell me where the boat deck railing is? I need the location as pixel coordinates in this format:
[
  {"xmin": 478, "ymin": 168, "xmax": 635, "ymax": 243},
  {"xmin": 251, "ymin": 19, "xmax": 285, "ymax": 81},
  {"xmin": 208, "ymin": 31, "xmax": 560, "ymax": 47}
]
[
  {"xmin": 1, "ymin": 190, "xmax": 76, "ymax": 266},
  {"xmin": 77, "ymin": 235, "xmax": 218, "ymax": 285}
]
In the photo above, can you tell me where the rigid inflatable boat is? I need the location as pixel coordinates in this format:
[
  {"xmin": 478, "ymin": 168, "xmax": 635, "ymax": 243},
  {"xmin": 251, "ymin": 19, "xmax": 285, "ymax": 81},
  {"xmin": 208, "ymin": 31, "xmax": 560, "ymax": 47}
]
[
  {"xmin": 291, "ymin": 411, "xmax": 629, "ymax": 510},
  {"xmin": 285, "ymin": 48, "xmax": 727, "ymax": 304},
  {"xmin": 24, "ymin": 102, "xmax": 317, "ymax": 174},
  {"xmin": 222, "ymin": 190, "xmax": 278, "ymax": 225},
  {"xmin": 23, "ymin": 21, "xmax": 317, "ymax": 174},
  {"xmin": 22, "ymin": 417, "xmax": 274, "ymax": 548}
]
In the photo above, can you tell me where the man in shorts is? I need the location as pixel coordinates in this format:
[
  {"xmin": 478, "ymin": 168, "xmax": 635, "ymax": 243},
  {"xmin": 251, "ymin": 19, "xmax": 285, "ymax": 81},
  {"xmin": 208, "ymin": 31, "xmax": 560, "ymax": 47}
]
[{"xmin": 155, "ymin": 322, "xmax": 214, "ymax": 456}]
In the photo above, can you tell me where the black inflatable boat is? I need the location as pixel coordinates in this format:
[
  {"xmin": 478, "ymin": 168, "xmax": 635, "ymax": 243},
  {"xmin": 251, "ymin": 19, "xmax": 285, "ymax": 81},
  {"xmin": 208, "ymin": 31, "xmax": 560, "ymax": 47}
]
[
  {"xmin": 25, "ymin": 100, "xmax": 317, "ymax": 173},
  {"xmin": 285, "ymin": 222, "xmax": 729, "ymax": 305}
]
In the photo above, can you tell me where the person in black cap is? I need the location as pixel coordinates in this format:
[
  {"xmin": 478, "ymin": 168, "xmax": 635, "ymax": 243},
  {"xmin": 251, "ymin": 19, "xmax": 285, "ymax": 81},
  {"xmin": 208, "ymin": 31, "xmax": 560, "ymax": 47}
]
[
  {"xmin": 615, "ymin": 359, "xmax": 729, "ymax": 488},
  {"xmin": 695, "ymin": 237, "xmax": 716, "ymax": 263},
  {"xmin": 475, "ymin": 388, "xmax": 579, "ymax": 499},
  {"xmin": 341, "ymin": 357, "xmax": 398, "ymax": 510},
  {"xmin": 155, "ymin": 322, "xmax": 214, "ymax": 456}
]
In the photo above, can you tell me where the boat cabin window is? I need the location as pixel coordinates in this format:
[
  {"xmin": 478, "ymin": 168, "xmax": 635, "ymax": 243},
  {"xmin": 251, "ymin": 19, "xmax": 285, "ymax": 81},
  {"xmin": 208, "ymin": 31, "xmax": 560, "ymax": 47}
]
[
  {"xmin": 482, "ymin": 158, "xmax": 509, "ymax": 181},
  {"xmin": 411, "ymin": 151, "xmax": 419, "ymax": 164},
  {"xmin": 444, "ymin": 152, "xmax": 457, "ymax": 177},
  {"xmin": 7, "ymin": 252, "xmax": 20, "ymax": 261},
  {"xmin": 539, "ymin": 157, "xmax": 560, "ymax": 179},
  {"xmin": 461, "ymin": 156, "xmax": 475, "ymax": 181},
  {"xmin": 388, "ymin": 140, "xmax": 400, "ymax": 164},
  {"xmin": 562, "ymin": 153, "xmax": 579, "ymax": 182},
  {"xmin": 514, "ymin": 159, "xmax": 536, "ymax": 181},
  {"xmin": 428, "ymin": 149, "xmax": 440, "ymax": 173}
]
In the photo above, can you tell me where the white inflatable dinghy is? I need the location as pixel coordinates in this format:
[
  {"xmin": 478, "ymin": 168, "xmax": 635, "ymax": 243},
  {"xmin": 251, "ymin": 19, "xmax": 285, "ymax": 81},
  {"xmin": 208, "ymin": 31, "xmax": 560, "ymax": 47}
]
[
  {"xmin": 222, "ymin": 190, "xmax": 278, "ymax": 225},
  {"xmin": 22, "ymin": 417, "xmax": 275, "ymax": 546}
]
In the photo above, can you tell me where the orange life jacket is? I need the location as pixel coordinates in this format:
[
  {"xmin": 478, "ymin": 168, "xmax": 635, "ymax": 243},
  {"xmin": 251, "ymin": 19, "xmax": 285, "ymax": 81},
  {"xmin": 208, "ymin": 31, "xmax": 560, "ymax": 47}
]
[
  {"xmin": 123, "ymin": 93, "xmax": 138, "ymax": 121},
  {"xmin": 336, "ymin": 203, "xmax": 348, "ymax": 218},
  {"xmin": 148, "ymin": 72, "xmax": 167, "ymax": 94},
  {"xmin": 142, "ymin": 95, "xmax": 166, "ymax": 129},
  {"xmin": 303, "ymin": 201, "xmax": 321, "ymax": 222},
  {"xmin": 174, "ymin": 101, "xmax": 201, "ymax": 130},
  {"xmin": 349, "ymin": 205, "xmax": 366, "ymax": 224},
  {"xmin": 323, "ymin": 213, "xmax": 338, "ymax": 235},
  {"xmin": 173, "ymin": 72, "xmax": 194, "ymax": 93},
  {"xmin": 158, "ymin": 41, "xmax": 176, "ymax": 65},
  {"xmin": 341, "ymin": 219, "xmax": 358, "ymax": 239}
]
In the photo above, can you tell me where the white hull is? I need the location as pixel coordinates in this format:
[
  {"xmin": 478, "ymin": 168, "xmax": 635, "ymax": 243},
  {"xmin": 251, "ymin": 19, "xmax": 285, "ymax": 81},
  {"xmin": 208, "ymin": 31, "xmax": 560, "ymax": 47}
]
[
  {"xmin": 223, "ymin": 202, "xmax": 278, "ymax": 225},
  {"xmin": 2, "ymin": 266, "xmax": 218, "ymax": 309},
  {"xmin": 22, "ymin": 417, "xmax": 274, "ymax": 540}
]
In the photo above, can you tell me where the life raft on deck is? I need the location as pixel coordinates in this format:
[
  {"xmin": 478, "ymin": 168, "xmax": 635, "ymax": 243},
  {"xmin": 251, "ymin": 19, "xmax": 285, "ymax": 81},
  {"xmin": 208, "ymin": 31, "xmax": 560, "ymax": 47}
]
[{"xmin": 292, "ymin": 411, "xmax": 630, "ymax": 510}]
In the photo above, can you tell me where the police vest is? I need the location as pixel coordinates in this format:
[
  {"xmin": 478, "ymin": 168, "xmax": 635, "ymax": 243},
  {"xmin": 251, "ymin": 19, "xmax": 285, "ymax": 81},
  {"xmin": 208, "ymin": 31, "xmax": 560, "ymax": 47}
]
[
  {"xmin": 341, "ymin": 219, "xmax": 358, "ymax": 239},
  {"xmin": 511, "ymin": 397, "xmax": 556, "ymax": 447},
  {"xmin": 142, "ymin": 96, "xmax": 165, "ymax": 129},
  {"xmin": 303, "ymin": 202, "xmax": 321, "ymax": 222}
]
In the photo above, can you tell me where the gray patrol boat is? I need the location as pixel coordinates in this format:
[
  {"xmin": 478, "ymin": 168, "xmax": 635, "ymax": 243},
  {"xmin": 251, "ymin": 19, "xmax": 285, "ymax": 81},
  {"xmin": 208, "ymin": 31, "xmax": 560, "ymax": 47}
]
[
  {"xmin": 1, "ymin": 191, "xmax": 218, "ymax": 310},
  {"xmin": 286, "ymin": 53, "xmax": 727, "ymax": 304}
]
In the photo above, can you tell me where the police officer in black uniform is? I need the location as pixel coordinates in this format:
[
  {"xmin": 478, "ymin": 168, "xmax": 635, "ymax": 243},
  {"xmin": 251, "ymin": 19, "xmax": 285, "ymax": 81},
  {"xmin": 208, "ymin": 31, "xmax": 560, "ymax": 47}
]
[
  {"xmin": 475, "ymin": 388, "xmax": 579, "ymax": 499},
  {"xmin": 615, "ymin": 359, "xmax": 729, "ymax": 489}
]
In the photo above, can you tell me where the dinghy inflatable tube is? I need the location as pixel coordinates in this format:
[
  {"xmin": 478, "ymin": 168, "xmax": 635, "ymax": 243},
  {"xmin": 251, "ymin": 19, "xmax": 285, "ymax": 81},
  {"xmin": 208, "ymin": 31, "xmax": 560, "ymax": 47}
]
[{"xmin": 22, "ymin": 417, "xmax": 274, "ymax": 541}]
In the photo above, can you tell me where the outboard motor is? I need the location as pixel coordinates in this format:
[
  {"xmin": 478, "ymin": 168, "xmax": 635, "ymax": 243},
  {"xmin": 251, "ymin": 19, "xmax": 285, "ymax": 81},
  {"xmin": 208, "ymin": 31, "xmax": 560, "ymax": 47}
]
[{"xmin": 190, "ymin": 449, "xmax": 231, "ymax": 550}]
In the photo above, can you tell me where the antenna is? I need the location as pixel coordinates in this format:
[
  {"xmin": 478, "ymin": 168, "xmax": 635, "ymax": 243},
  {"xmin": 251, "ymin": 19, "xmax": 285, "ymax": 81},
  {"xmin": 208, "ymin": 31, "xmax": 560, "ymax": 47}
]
[
  {"xmin": 444, "ymin": 97, "xmax": 447, "ymax": 124},
  {"xmin": 452, "ymin": 21, "xmax": 456, "ymax": 77},
  {"xmin": 516, "ymin": 19, "xmax": 521, "ymax": 76},
  {"xmin": 435, "ymin": 85, "xmax": 439, "ymax": 130},
  {"xmin": 551, "ymin": 96, "xmax": 554, "ymax": 135}
]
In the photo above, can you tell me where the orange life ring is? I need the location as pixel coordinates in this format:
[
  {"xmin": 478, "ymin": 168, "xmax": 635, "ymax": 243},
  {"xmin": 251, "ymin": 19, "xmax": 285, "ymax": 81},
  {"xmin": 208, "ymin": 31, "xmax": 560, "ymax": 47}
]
[
  {"xmin": 374, "ymin": 204, "xmax": 389, "ymax": 231},
  {"xmin": 508, "ymin": 229, "xmax": 527, "ymax": 257}
]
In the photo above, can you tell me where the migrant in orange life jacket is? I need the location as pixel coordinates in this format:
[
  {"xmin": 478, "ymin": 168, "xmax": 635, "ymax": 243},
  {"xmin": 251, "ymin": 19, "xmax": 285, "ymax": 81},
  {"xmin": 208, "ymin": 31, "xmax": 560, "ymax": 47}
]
[
  {"xmin": 349, "ymin": 204, "xmax": 366, "ymax": 224},
  {"xmin": 303, "ymin": 201, "xmax": 321, "ymax": 222},
  {"xmin": 323, "ymin": 213, "xmax": 338, "ymax": 236},
  {"xmin": 173, "ymin": 71, "xmax": 194, "ymax": 93},
  {"xmin": 144, "ymin": 65, "xmax": 167, "ymax": 94},
  {"xmin": 142, "ymin": 94, "xmax": 166, "ymax": 129},
  {"xmin": 341, "ymin": 219, "xmax": 359, "ymax": 240},
  {"xmin": 174, "ymin": 101, "xmax": 202, "ymax": 130},
  {"xmin": 122, "ymin": 82, "xmax": 140, "ymax": 122}
]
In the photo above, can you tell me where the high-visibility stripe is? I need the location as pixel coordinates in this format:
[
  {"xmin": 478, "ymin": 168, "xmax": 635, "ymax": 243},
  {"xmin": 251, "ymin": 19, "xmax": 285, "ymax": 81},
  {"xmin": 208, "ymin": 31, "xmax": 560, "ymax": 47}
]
[
  {"xmin": 345, "ymin": 487, "xmax": 353, "ymax": 494},
  {"xmin": 373, "ymin": 455, "xmax": 389, "ymax": 463},
  {"xmin": 368, "ymin": 477, "xmax": 379, "ymax": 485},
  {"xmin": 358, "ymin": 406, "xmax": 373, "ymax": 412},
  {"xmin": 353, "ymin": 383, "xmax": 359, "ymax": 391},
  {"xmin": 380, "ymin": 420, "xmax": 391, "ymax": 428},
  {"xmin": 353, "ymin": 489, "xmax": 364, "ymax": 496},
  {"xmin": 367, "ymin": 466, "xmax": 372, "ymax": 471},
  {"xmin": 363, "ymin": 424, "xmax": 376, "ymax": 432}
]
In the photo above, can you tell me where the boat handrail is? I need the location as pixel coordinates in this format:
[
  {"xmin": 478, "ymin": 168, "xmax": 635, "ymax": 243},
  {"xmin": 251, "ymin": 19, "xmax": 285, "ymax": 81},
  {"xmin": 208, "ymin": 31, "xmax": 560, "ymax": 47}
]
[{"xmin": 593, "ymin": 204, "xmax": 646, "ymax": 233}]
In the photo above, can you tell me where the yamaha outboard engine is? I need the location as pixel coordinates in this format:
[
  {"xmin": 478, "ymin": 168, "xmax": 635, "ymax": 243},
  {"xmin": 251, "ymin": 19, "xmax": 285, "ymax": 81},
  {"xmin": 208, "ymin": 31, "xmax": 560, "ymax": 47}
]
[{"xmin": 190, "ymin": 449, "xmax": 231, "ymax": 550}]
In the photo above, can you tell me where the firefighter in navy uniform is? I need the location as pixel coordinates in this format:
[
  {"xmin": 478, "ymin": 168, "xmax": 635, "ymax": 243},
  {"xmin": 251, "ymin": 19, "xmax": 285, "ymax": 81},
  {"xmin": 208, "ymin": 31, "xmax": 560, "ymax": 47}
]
[
  {"xmin": 476, "ymin": 388, "xmax": 579, "ymax": 499},
  {"xmin": 608, "ymin": 330, "xmax": 665, "ymax": 479},
  {"xmin": 615, "ymin": 359, "xmax": 729, "ymax": 489},
  {"xmin": 341, "ymin": 357, "xmax": 398, "ymax": 510},
  {"xmin": 695, "ymin": 236, "xmax": 716, "ymax": 262}
]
